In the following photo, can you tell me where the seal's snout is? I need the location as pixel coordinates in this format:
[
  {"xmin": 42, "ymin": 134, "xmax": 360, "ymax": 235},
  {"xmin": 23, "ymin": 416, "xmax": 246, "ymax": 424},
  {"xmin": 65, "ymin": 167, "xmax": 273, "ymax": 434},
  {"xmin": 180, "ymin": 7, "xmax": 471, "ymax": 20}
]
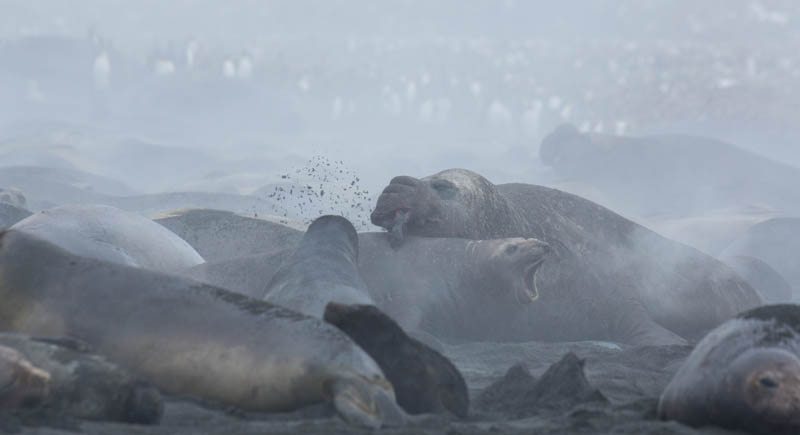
[
  {"xmin": 371, "ymin": 177, "xmax": 421, "ymax": 229},
  {"xmin": 388, "ymin": 176, "xmax": 420, "ymax": 187}
]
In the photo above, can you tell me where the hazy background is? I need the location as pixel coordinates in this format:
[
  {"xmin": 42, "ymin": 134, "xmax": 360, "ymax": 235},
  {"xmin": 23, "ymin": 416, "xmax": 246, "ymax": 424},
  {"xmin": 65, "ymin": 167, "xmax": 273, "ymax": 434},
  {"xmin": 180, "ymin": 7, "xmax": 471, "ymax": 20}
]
[{"xmin": 2, "ymin": 0, "xmax": 799, "ymax": 229}]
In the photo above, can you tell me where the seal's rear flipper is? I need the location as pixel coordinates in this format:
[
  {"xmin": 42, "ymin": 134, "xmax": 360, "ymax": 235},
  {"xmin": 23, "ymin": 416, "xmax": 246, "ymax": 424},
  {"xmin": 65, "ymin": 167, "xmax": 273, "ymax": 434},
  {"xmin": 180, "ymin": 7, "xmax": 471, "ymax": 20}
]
[{"xmin": 327, "ymin": 376, "xmax": 407, "ymax": 428}]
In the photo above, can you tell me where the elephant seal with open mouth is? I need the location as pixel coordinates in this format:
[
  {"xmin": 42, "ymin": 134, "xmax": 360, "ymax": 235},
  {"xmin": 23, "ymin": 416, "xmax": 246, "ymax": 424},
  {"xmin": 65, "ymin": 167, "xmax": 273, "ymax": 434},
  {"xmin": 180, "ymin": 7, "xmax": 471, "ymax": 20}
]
[{"xmin": 370, "ymin": 168, "xmax": 761, "ymax": 345}]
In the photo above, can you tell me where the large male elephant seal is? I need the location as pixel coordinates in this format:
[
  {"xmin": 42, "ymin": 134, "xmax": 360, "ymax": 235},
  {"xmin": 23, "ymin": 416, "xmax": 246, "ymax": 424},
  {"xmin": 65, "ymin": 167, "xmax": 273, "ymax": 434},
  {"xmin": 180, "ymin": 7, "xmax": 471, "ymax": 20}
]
[
  {"xmin": 721, "ymin": 255, "xmax": 793, "ymax": 303},
  {"xmin": 0, "ymin": 334, "xmax": 162, "ymax": 423},
  {"xmin": 370, "ymin": 168, "xmax": 762, "ymax": 344},
  {"xmin": 11, "ymin": 204, "xmax": 204, "ymax": 273},
  {"xmin": 0, "ymin": 229, "xmax": 407, "ymax": 428},
  {"xmin": 263, "ymin": 215, "xmax": 372, "ymax": 317},
  {"xmin": 659, "ymin": 304, "xmax": 800, "ymax": 434}
]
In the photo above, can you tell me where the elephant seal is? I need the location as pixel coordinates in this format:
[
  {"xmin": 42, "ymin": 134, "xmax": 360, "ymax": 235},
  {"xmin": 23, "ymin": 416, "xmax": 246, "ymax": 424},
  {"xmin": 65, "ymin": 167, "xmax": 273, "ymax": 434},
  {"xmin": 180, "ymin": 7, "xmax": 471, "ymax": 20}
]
[
  {"xmin": 0, "ymin": 345, "xmax": 50, "ymax": 409},
  {"xmin": 370, "ymin": 168, "xmax": 762, "ymax": 344},
  {"xmin": 198, "ymin": 230, "xmax": 551, "ymax": 342},
  {"xmin": 155, "ymin": 208, "xmax": 304, "ymax": 263},
  {"xmin": 0, "ymin": 203, "xmax": 31, "ymax": 229},
  {"xmin": 539, "ymin": 123, "xmax": 800, "ymax": 216},
  {"xmin": 0, "ymin": 188, "xmax": 26, "ymax": 209},
  {"xmin": 721, "ymin": 255, "xmax": 793, "ymax": 303},
  {"xmin": 723, "ymin": 217, "xmax": 800, "ymax": 300},
  {"xmin": 324, "ymin": 302, "xmax": 469, "ymax": 418},
  {"xmin": 0, "ymin": 334, "xmax": 162, "ymax": 423},
  {"xmin": 659, "ymin": 304, "xmax": 800, "ymax": 434},
  {"xmin": 0, "ymin": 229, "xmax": 407, "ymax": 428},
  {"xmin": 263, "ymin": 215, "xmax": 372, "ymax": 317},
  {"xmin": 11, "ymin": 204, "xmax": 204, "ymax": 273},
  {"xmin": 357, "ymin": 233, "xmax": 551, "ymax": 342}
]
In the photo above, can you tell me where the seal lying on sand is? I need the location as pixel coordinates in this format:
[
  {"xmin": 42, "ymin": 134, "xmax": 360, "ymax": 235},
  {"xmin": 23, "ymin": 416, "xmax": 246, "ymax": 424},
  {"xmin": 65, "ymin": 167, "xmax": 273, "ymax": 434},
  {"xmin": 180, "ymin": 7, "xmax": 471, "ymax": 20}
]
[
  {"xmin": 0, "ymin": 345, "xmax": 50, "ymax": 409},
  {"xmin": 370, "ymin": 168, "xmax": 762, "ymax": 344},
  {"xmin": 263, "ymin": 215, "xmax": 372, "ymax": 317},
  {"xmin": 0, "ymin": 334, "xmax": 162, "ymax": 423},
  {"xmin": 11, "ymin": 204, "xmax": 204, "ymax": 273},
  {"xmin": 659, "ymin": 304, "xmax": 800, "ymax": 434},
  {"xmin": 155, "ymin": 208, "xmax": 304, "ymax": 262},
  {"xmin": 0, "ymin": 229, "xmax": 407, "ymax": 428},
  {"xmin": 325, "ymin": 303, "xmax": 469, "ymax": 419}
]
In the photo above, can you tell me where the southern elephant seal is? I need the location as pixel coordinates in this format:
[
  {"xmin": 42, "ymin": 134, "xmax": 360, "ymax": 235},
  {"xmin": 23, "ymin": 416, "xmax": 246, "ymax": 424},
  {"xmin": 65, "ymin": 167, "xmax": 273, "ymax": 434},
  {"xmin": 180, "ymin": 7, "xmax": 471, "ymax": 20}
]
[
  {"xmin": 263, "ymin": 215, "xmax": 372, "ymax": 318},
  {"xmin": 11, "ymin": 204, "xmax": 204, "ymax": 273},
  {"xmin": 370, "ymin": 168, "xmax": 762, "ymax": 345},
  {"xmin": 539, "ymin": 123, "xmax": 800, "ymax": 217},
  {"xmin": 155, "ymin": 208, "xmax": 304, "ymax": 263},
  {"xmin": 357, "ymin": 232, "xmax": 551, "ymax": 342},
  {"xmin": 0, "ymin": 229, "xmax": 406, "ymax": 428},
  {"xmin": 659, "ymin": 304, "xmax": 800, "ymax": 434},
  {"xmin": 0, "ymin": 334, "xmax": 162, "ymax": 423},
  {"xmin": 324, "ymin": 302, "xmax": 469, "ymax": 419},
  {"xmin": 723, "ymin": 217, "xmax": 800, "ymax": 300},
  {"xmin": 721, "ymin": 255, "xmax": 793, "ymax": 303},
  {"xmin": 0, "ymin": 345, "xmax": 50, "ymax": 409}
]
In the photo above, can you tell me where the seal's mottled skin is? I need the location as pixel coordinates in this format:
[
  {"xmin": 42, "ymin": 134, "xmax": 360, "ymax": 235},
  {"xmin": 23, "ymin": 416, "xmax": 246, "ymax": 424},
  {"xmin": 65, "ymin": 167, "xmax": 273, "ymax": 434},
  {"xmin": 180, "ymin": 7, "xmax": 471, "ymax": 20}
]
[
  {"xmin": 659, "ymin": 304, "xmax": 800, "ymax": 434},
  {"xmin": 371, "ymin": 168, "xmax": 762, "ymax": 344},
  {"xmin": 0, "ymin": 229, "xmax": 406, "ymax": 428}
]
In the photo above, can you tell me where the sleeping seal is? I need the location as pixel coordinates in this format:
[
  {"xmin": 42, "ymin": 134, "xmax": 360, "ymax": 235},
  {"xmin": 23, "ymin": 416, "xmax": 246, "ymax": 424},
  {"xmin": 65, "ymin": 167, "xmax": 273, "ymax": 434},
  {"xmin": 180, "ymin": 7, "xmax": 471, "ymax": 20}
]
[
  {"xmin": 263, "ymin": 215, "xmax": 372, "ymax": 317},
  {"xmin": 659, "ymin": 304, "xmax": 800, "ymax": 434},
  {"xmin": 0, "ymin": 229, "xmax": 406, "ymax": 428},
  {"xmin": 370, "ymin": 168, "xmax": 761, "ymax": 344},
  {"xmin": 11, "ymin": 204, "xmax": 204, "ymax": 273}
]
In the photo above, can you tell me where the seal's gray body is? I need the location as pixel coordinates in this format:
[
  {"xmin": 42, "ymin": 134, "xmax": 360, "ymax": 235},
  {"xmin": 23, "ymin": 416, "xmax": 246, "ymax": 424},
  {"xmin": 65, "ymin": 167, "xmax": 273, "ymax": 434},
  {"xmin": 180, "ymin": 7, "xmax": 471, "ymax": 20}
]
[
  {"xmin": 659, "ymin": 304, "xmax": 800, "ymax": 434},
  {"xmin": 11, "ymin": 204, "xmax": 204, "ymax": 273},
  {"xmin": 370, "ymin": 168, "xmax": 762, "ymax": 344},
  {"xmin": 263, "ymin": 216, "xmax": 372, "ymax": 318},
  {"xmin": 0, "ymin": 230, "xmax": 405, "ymax": 427}
]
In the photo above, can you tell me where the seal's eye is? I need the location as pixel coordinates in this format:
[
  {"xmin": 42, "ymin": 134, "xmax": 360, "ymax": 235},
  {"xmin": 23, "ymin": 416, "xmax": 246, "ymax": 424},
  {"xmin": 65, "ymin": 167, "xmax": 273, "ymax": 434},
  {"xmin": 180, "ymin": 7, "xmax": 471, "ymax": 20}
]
[
  {"xmin": 759, "ymin": 377, "xmax": 779, "ymax": 388},
  {"xmin": 431, "ymin": 179, "xmax": 457, "ymax": 200},
  {"xmin": 505, "ymin": 245, "xmax": 518, "ymax": 255}
]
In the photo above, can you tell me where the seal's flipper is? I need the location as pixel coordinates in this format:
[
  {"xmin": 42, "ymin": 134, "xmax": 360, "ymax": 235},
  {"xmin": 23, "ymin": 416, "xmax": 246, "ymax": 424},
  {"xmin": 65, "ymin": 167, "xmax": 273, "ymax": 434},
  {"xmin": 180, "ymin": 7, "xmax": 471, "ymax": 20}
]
[{"xmin": 327, "ymin": 376, "xmax": 407, "ymax": 428}]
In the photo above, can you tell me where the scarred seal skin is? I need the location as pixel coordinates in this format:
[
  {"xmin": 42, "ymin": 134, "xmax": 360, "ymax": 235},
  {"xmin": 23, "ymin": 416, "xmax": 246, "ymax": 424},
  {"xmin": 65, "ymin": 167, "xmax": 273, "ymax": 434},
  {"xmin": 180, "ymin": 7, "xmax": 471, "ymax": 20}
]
[
  {"xmin": 659, "ymin": 304, "xmax": 800, "ymax": 434},
  {"xmin": 370, "ymin": 168, "xmax": 762, "ymax": 345},
  {"xmin": 0, "ymin": 229, "xmax": 407, "ymax": 428}
]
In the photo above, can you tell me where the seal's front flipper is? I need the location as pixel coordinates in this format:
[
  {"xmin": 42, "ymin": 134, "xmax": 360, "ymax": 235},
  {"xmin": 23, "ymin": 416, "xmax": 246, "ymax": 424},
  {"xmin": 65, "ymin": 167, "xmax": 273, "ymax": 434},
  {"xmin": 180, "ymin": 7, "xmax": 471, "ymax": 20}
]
[{"xmin": 327, "ymin": 376, "xmax": 407, "ymax": 428}]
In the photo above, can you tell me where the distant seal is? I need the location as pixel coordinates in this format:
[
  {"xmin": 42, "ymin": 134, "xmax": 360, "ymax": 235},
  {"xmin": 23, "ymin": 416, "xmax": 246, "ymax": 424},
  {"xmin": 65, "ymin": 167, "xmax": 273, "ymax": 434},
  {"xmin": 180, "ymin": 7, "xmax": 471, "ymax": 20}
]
[
  {"xmin": 721, "ymin": 255, "xmax": 793, "ymax": 303},
  {"xmin": 0, "ymin": 203, "xmax": 31, "ymax": 229},
  {"xmin": 0, "ymin": 188, "xmax": 26, "ymax": 209},
  {"xmin": 659, "ymin": 304, "xmax": 800, "ymax": 434},
  {"xmin": 155, "ymin": 208, "xmax": 304, "ymax": 263},
  {"xmin": 0, "ymin": 345, "xmax": 49, "ymax": 409},
  {"xmin": 11, "ymin": 204, "xmax": 204, "ymax": 273},
  {"xmin": 539, "ymin": 123, "xmax": 800, "ymax": 216},
  {"xmin": 0, "ymin": 229, "xmax": 407, "ymax": 428},
  {"xmin": 324, "ymin": 302, "xmax": 469, "ymax": 418},
  {"xmin": 0, "ymin": 334, "xmax": 162, "ymax": 423},
  {"xmin": 263, "ymin": 215, "xmax": 372, "ymax": 317},
  {"xmin": 370, "ymin": 168, "xmax": 762, "ymax": 344},
  {"xmin": 723, "ymin": 217, "xmax": 800, "ymax": 300}
]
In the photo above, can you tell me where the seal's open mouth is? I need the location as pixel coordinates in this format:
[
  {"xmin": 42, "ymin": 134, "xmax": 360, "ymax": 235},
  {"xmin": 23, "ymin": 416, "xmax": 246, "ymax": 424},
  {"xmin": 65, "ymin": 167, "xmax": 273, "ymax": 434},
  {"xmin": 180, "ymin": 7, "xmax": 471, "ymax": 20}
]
[{"xmin": 516, "ymin": 257, "xmax": 546, "ymax": 304}]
